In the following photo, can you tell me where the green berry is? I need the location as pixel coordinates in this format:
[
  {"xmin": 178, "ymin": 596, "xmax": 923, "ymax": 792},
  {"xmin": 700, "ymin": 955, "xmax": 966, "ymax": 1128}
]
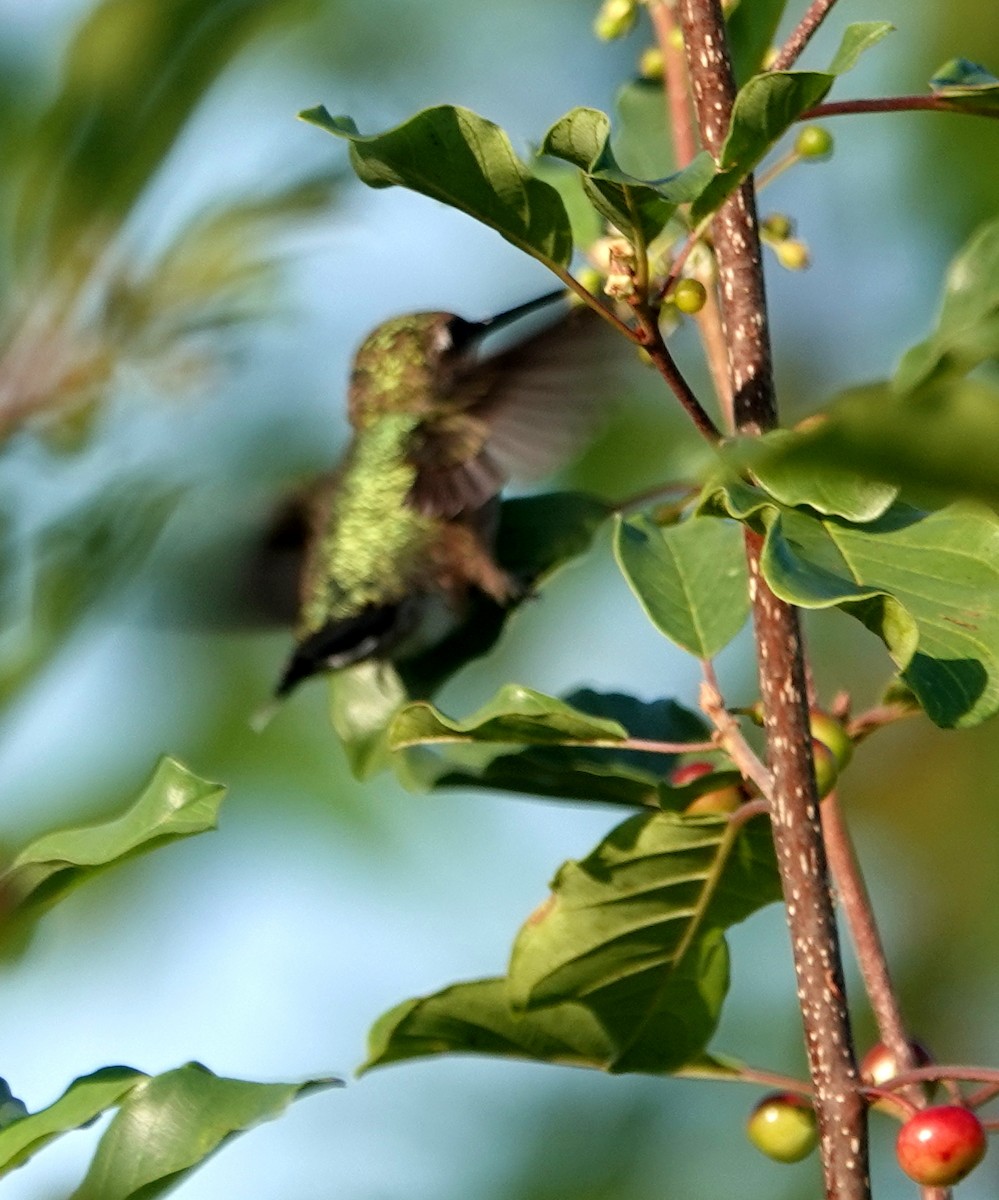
[
  {"xmin": 774, "ymin": 239, "xmax": 810, "ymax": 271},
  {"xmin": 594, "ymin": 0, "xmax": 637, "ymax": 41},
  {"xmin": 809, "ymin": 711, "xmax": 853, "ymax": 770},
  {"xmin": 760, "ymin": 212, "xmax": 793, "ymax": 241},
  {"xmin": 639, "ymin": 45, "xmax": 664, "ymax": 80},
  {"xmin": 795, "ymin": 125, "xmax": 834, "ymax": 159},
  {"xmin": 811, "ymin": 739, "xmax": 839, "ymax": 798},
  {"xmin": 747, "ymin": 1093, "xmax": 818, "ymax": 1163},
  {"xmin": 672, "ymin": 278, "xmax": 707, "ymax": 314}
]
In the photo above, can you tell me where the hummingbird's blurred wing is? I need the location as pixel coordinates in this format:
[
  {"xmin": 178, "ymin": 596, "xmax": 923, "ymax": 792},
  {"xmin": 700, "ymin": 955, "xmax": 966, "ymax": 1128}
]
[{"xmin": 408, "ymin": 306, "xmax": 619, "ymax": 519}]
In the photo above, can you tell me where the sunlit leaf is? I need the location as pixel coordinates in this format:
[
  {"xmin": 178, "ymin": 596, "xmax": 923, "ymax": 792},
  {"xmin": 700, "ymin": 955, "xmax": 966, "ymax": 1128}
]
[
  {"xmin": 329, "ymin": 660, "xmax": 409, "ymax": 781},
  {"xmin": 541, "ymin": 108, "xmax": 713, "ymax": 246},
  {"xmin": 896, "ymin": 216, "xmax": 999, "ymax": 392},
  {"xmin": 301, "ymin": 105, "xmax": 574, "ymax": 269},
  {"xmin": 0, "ymin": 1069, "xmax": 144, "ymax": 1178},
  {"xmin": 702, "ymin": 481, "xmax": 999, "ymax": 727},
  {"xmin": 614, "ymin": 513, "xmax": 749, "ymax": 657},
  {"xmin": 507, "ymin": 811, "xmax": 779, "ymax": 1071},
  {"xmin": 69, "ymin": 1063, "xmax": 339, "ymax": 1200},
  {"xmin": 0, "ymin": 758, "xmax": 225, "ymax": 935},
  {"xmin": 733, "ymin": 429, "xmax": 898, "ymax": 520},
  {"xmin": 691, "ymin": 22, "xmax": 893, "ymax": 222},
  {"xmin": 390, "ymin": 685, "xmax": 630, "ymax": 751}
]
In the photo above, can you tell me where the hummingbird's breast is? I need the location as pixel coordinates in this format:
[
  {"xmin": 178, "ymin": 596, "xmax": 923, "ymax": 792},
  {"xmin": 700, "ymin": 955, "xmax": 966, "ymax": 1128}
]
[{"xmin": 298, "ymin": 413, "xmax": 438, "ymax": 637}]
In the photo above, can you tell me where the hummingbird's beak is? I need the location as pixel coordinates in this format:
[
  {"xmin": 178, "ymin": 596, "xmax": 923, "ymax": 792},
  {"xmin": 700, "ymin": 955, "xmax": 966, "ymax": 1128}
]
[
  {"xmin": 479, "ymin": 287, "xmax": 568, "ymax": 331},
  {"xmin": 449, "ymin": 288, "xmax": 569, "ymax": 355}
]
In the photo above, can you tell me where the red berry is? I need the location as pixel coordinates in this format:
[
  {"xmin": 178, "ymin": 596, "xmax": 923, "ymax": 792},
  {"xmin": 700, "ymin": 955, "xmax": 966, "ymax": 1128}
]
[
  {"xmin": 896, "ymin": 1106, "xmax": 987, "ymax": 1186},
  {"xmin": 860, "ymin": 1038, "xmax": 932, "ymax": 1087},
  {"xmin": 671, "ymin": 761, "xmax": 742, "ymax": 814},
  {"xmin": 670, "ymin": 761, "xmax": 714, "ymax": 787},
  {"xmin": 746, "ymin": 1092, "xmax": 818, "ymax": 1163}
]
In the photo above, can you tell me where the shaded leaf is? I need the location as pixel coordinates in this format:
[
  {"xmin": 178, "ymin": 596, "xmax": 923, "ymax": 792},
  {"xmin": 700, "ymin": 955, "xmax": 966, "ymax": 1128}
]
[
  {"xmin": 0, "ymin": 758, "xmax": 224, "ymax": 932},
  {"xmin": 613, "ymin": 80, "xmax": 674, "ymax": 179},
  {"xmin": 0, "ymin": 1068, "xmax": 144, "ymax": 1178},
  {"xmin": 69, "ymin": 1063, "xmax": 339, "ymax": 1200},
  {"xmin": 614, "ymin": 513, "xmax": 749, "ymax": 658},
  {"xmin": 929, "ymin": 58, "xmax": 999, "ymax": 110},
  {"xmin": 702, "ymin": 482, "xmax": 999, "ymax": 727},
  {"xmin": 507, "ymin": 811, "xmax": 780, "ymax": 1071},
  {"xmin": 433, "ymin": 692, "xmax": 709, "ymax": 809},
  {"xmin": 896, "ymin": 216, "xmax": 999, "ymax": 392},
  {"xmin": 763, "ymin": 379, "xmax": 999, "ymax": 508},
  {"xmin": 691, "ymin": 23, "xmax": 893, "ymax": 222},
  {"xmin": 541, "ymin": 108, "xmax": 713, "ymax": 246},
  {"xmin": 363, "ymin": 968, "xmax": 750, "ymax": 1078},
  {"xmin": 727, "ymin": 0, "xmax": 789, "ymax": 85},
  {"xmin": 302, "ymin": 105, "xmax": 573, "ymax": 268}
]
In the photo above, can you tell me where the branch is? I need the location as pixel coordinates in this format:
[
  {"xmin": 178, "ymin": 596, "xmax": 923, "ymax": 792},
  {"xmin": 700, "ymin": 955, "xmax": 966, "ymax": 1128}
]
[{"xmin": 675, "ymin": 3, "xmax": 869, "ymax": 1196}]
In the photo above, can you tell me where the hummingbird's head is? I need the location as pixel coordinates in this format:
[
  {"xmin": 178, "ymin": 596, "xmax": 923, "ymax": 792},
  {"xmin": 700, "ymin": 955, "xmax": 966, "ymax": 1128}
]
[{"xmin": 348, "ymin": 311, "xmax": 477, "ymax": 425}]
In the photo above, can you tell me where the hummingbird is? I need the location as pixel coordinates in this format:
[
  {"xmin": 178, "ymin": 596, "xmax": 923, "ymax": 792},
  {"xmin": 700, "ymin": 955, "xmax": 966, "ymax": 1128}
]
[{"xmin": 272, "ymin": 289, "xmax": 614, "ymax": 698}]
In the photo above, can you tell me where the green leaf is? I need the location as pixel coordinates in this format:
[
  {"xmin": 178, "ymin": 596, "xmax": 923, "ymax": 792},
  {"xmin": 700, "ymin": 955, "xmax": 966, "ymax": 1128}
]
[
  {"xmin": 431, "ymin": 692, "xmax": 709, "ymax": 809},
  {"xmin": 703, "ymin": 483, "xmax": 999, "ymax": 727},
  {"xmin": 614, "ymin": 513, "xmax": 749, "ymax": 658},
  {"xmin": 390, "ymin": 685, "xmax": 629, "ymax": 751},
  {"xmin": 896, "ymin": 217, "xmax": 999, "ymax": 392},
  {"xmin": 0, "ymin": 758, "xmax": 225, "ymax": 933},
  {"xmin": 727, "ymin": 0, "xmax": 789, "ymax": 85},
  {"xmin": 733, "ymin": 429, "xmax": 899, "ymax": 520},
  {"xmin": 541, "ymin": 108, "xmax": 713, "ymax": 246},
  {"xmin": 0, "ymin": 1068, "xmax": 145, "ymax": 1178},
  {"xmin": 508, "ymin": 810, "xmax": 780, "ymax": 1072},
  {"xmin": 691, "ymin": 22, "xmax": 893, "ymax": 223},
  {"xmin": 613, "ymin": 80, "xmax": 674, "ymax": 179},
  {"xmin": 301, "ymin": 105, "xmax": 573, "ymax": 268},
  {"xmin": 826, "ymin": 21, "xmax": 895, "ymax": 75},
  {"xmin": 14, "ymin": 0, "xmax": 308, "ymax": 275},
  {"xmin": 68, "ymin": 1063, "xmax": 339, "ymax": 1200},
  {"xmin": 363, "ymin": 977, "xmax": 624, "ymax": 1074},
  {"xmin": 929, "ymin": 57, "xmax": 999, "ymax": 109},
  {"xmin": 362, "ymin": 974, "xmax": 750, "ymax": 1077},
  {"xmin": 763, "ymin": 379, "xmax": 999, "ymax": 508}
]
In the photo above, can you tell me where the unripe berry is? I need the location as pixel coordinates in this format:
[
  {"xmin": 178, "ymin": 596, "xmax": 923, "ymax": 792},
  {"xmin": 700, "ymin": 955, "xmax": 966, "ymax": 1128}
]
[
  {"xmin": 795, "ymin": 125, "xmax": 834, "ymax": 159},
  {"xmin": 809, "ymin": 710, "xmax": 853, "ymax": 770},
  {"xmin": 746, "ymin": 1093, "xmax": 818, "ymax": 1163},
  {"xmin": 639, "ymin": 45, "xmax": 664, "ymax": 80},
  {"xmin": 811, "ymin": 738, "xmax": 839, "ymax": 798},
  {"xmin": 774, "ymin": 239, "xmax": 810, "ymax": 271},
  {"xmin": 594, "ymin": 0, "xmax": 637, "ymax": 41},
  {"xmin": 896, "ymin": 1106, "xmax": 987, "ymax": 1186},
  {"xmin": 760, "ymin": 212, "xmax": 793, "ymax": 241},
  {"xmin": 672, "ymin": 277, "xmax": 708, "ymax": 315}
]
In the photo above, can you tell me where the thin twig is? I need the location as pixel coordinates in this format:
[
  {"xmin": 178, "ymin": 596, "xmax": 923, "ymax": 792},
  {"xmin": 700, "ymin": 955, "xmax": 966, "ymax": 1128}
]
[
  {"xmin": 803, "ymin": 95, "xmax": 999, "ymax": 121},
  {"xmin": 821, "ymin": 790, "xmax": 925, "ymax": 1109},
  {"xmin": 769, "ymin": 0, "xmax": 841, "ymax": 72},
  {"xmin": 648, "ymin": 0, "xmax": 698, "ymax": 169},
  {"xmin": 698, "ymin": 666, "xmax": 772, "ymax": 797}
]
